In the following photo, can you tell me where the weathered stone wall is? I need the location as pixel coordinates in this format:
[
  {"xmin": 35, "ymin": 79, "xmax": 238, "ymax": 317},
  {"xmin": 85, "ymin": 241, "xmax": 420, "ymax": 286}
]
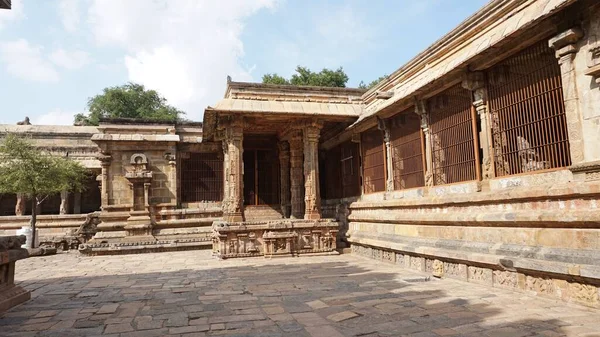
[
  {"xmin": 572, "ymin": 2, "xmax": 600, "ymax": 162},
  {"xmin": 352, "ymin": 243, "xmax": 600, "ymax": 309}
]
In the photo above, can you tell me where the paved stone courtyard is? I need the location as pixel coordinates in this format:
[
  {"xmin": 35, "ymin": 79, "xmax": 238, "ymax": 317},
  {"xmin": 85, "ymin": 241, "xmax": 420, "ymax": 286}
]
[{"xmin": 1, "ymin": 251, "xmax": 599, "ymax": 337}]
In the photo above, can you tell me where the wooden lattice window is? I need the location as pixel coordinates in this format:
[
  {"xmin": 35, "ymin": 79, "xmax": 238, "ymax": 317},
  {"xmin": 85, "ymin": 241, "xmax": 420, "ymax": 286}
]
[
  {"xmin": 340, "ymin": 141, "xmax": 360, "ymax": 198},
  {"xmin": 181, "ymin": 152, "xmax": 223, "ymax": 202},
  {"xmin": 389, "ymin": 109, "xmax": 425, "ymax": 190},
  {"xmin": 428, "ymin": 84, "xmax": 480, "ymax": 185},
  {"xmin": 361, "ymin": 128, "xmax": 386, "ymax": 194},
  {"xmin": 487, "ymin": 40, "xmax": 570, "ymax": 177}
]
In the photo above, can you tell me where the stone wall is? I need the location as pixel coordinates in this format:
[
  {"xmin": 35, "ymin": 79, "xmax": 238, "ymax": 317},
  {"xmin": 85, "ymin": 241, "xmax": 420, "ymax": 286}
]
[
  {"xmin": 343, "ymin": 172, "xmax": 600, "ymax": 308},
  {"xmin": 352, "ymin": 243, "xmax": 600, "ymax": 309}
]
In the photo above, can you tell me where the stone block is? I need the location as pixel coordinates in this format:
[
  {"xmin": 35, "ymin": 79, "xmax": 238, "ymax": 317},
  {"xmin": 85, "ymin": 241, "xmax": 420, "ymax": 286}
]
[{"xmin": 0, "ymin": 235, "xmax": 30, "ymax": 314}]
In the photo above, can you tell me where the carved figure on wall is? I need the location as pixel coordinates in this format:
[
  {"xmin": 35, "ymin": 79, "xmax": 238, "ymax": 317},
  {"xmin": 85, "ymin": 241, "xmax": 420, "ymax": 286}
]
[{"xmin": 517, "ymin": 136, "xmax": 549, "ymax": 173}]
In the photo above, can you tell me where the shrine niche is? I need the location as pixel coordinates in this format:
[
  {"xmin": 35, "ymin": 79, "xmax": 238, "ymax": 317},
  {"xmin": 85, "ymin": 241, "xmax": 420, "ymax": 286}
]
[{"xmin": 124, "ymin": 153, "xmax": 154, "ymax": 239}]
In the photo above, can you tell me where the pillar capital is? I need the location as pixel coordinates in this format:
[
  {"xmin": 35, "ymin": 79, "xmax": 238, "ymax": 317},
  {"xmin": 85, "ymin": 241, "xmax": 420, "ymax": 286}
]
[{"xmin": 549, "ymin": 27, "xmax": 584, "ymax": 60}]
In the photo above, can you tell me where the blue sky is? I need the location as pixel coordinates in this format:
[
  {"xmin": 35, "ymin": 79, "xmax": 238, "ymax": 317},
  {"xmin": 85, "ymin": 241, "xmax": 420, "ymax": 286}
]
[{"xmin": 0, "ymin": 0, "xmax": 488, "ymax": 125}]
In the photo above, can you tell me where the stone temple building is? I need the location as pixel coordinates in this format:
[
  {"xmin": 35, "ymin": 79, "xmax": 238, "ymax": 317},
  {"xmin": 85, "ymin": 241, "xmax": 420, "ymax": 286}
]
[{"xmin": 1, "ymin": 0, "xmax": 600, "ymax": 308}]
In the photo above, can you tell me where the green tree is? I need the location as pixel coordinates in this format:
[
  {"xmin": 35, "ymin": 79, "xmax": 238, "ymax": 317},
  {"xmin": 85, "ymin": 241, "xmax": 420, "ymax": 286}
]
[
  {"xmin": 358, "ymin": 75, "xmax": 388, "ymax": 90},
  {"xmin": 74, "ymin": 82, "xmax": 184, "ymax": 126},
  {"xmin": 262, "ymin": 66, "xmax": 349, "ymax": 87},
  {"xmin": 0, "ymin": 134, "xmax": 88, "ymax": 248}
]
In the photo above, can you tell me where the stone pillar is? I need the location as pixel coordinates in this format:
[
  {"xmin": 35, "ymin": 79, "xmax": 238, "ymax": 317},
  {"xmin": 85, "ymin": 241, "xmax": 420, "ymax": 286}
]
[
  {"xmin": 549, "ymin": 28, "xmax": 585, "ymax": 165},
  {"xmin": 289, "ymin": 130, "xmax": 304, "ymax": 219},
  {"xmin": 73, "ymin": 192, "xmax": 81, "ymax": 214},
  {"xmin": 222, "ymin": 118, "xmax": 244, "ymax": 222},
  {"xmin": 303, "ymin": 123, "xmax": 322, "ymax": 220},
  {"xmin": 98, "ymin": 153, "xmax": 111, "ymax": 208},
  {"xmin": 59, "ymin": 191, "xmax": 70, "ymax": 215},
  {"xmin": 415, "ymin": 100, "xmax": 433, "ymax": 187},
  {"xmin": 378, "ymin": 118, "xmax": 394, "ymax": 191},
  {"xmin": 165, "ymin": 152, "xmax": 177, "ymax": 205},
  {"xmin": 463, "ymin": 72, "xmax": 494, "ymax": 179},
  {"xmin": 15, "ymin": 194, "xmax": 24, "ymax": 216},
  {"xmin": 278, "ymin": 141, "xmax": 291, "ymax": 218}
]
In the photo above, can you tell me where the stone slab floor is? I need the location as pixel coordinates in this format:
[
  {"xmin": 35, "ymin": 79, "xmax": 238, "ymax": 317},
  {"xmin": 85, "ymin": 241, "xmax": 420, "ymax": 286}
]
[{"xmin": 1, "ymin": 251, "xmax": 599, "ymax": 337}]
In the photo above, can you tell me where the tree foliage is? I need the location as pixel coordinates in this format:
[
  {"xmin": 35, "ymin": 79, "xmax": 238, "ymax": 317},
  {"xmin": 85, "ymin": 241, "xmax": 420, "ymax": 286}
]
[
  {"xmin": 358, "ymin": 75, "xmax": 388, "ymax": 90},
  {"xmin": 262, "ymin": 66, "xmax": 349, "ymax": 87},
  {"xmin": 0, "ymin": 134, "xmax": 88, "ymax": 247},
  {"xmin": 74, "ymin": 82, "xmax": 185, "ymax": 126}
]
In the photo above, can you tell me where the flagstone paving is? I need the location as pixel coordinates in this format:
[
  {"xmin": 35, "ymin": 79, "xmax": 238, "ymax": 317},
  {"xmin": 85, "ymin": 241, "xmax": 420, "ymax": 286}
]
[{"xmin": 1, "ymin": 251, "xmax": 599, "ymax": 337}]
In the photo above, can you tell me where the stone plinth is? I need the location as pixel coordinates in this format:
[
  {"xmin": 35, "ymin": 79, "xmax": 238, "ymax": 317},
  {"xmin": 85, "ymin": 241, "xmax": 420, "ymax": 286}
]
[
  {"xmin": 212, "ymin": 219, "xmax": 339, "ymax": 259},
  {"xmin": 0, "ymin": 235, "xmax": 30, "ymax": 313}
]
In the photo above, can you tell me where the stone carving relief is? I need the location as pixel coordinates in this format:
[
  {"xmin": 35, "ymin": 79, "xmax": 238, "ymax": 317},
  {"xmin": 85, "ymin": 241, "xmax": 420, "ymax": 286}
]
[
  {"xmin": 432, "ymin": 260, "xmax": 444, "ymax": 278},
  {"xmin": 212, "ymin": 220, "xmax": 338, "ymax": 259},
  {"xmin": 372, "ymin": 248, "xmax": 382, "ymax": 261},
  {"xmin": 382, "ymin": 250, "xmax": 394, "ymax": 263},
  {"xmin": 410, "ymin": 256, "xmax": 423, "ymax": 271},
  {"xmin": 468, "ymin": 266, "xmax": 492, "ymax": 284},
  {"xmin": 525, "ymin": 276, "xmax": 555, "ymax": 295},
  {"xmin": 569, "ymin": 282, "xmax": 599, "ymax": 305},
  {"xmin": 492, "ymin": 270, "xmax": 518, "ymax": 288}
]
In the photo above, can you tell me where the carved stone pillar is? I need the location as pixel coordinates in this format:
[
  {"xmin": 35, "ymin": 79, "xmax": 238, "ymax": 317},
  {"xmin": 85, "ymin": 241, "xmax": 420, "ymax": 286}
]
[
  {"xmin": 303, "ymin": 123, "xmax": 322, "ymax": 220},
  {"xmin": 222, "ymin": 118, "xmax": 244, "ymax": 222},
  {"xmin": 549, "ymin": 28, "xmax": 585, "ymax": 165},
  {"xmin": 463, "ymin": 72, "xmax": 494, "ymax": 179},
  {"xmin": 278, "ymin": 141, "xmax": 291, "ymax": 218},
  {"xmin": 98, "ymin": 153, "xmax": 111, "ymax": 208},
  {"xmin": 59, "ymin": 191, "xmax": 70, "ymax": 215},
  {"xmin": 15, "ymin": 194, "xmax": 24, "ymax": 216},
  {"xmin": 289, "ymin": 130, "xmax": 304, "ymax": 219},
  {"xmin": 165, "ymin": 152, "xmax": 177, "ymax": 204},
  {"xmin": 378, "ymin": 118, "xmax": 394, "ymax": 191},
  {"xmin": 415, "ymin": 100, "xmax": 433, "ymax": 187}
]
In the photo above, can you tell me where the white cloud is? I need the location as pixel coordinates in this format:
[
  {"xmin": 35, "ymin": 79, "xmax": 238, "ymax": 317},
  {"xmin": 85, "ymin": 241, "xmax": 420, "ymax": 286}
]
[
  {"xmin": 87, "ymin": 0, "xmax": 278, "ymax": 120},
  {"xmin": 58, "ymin": 0, "xmax": 81, "ymax": 33},
  {"xmin": 33, "ymin": 109, "xmax": 78, "ymax": 126},
  {"xmin": 0, "ymin": 0, "xmax": 24, "ymax": 30},
  {"xmin": 0, "ymin": 39, "xmax": 60, "ymax": 82},
  {"xmin": 50, "ymin": 48, "xmax": 91, "ymax": 70}
]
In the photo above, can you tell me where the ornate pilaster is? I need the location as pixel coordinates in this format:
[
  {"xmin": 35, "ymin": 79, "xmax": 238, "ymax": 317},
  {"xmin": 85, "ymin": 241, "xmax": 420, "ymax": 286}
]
[
  {"xmin": 222, "ymin": 117, "xmax": 244, "ymax": 222},
  {"xmin": 549, "ymin": 28, "xmax": 585, "ymax": 164},
  {"xmin": 463, "ymin": 71, "xmax": 494, "ymax": 179},
  {"xmin": 303, "ymin": 122, "xmax": 323, "ymax": 220},
  {"xmin": 59, "ymin": 191, "xmax": 69, "ymax": 215},
  {"xmin": 377, "ymin": 117, "xmax": 394, "ymax": 192},
  {"xmin": 415, "ymin": 100, "xmax": 433, "ymax": 187},
  {"xmin": 278, "ymin": 141, "xmax": 291, "ymax": 218},
  {"xmin": 15, "ymin": 194, "xmax": 24, "ymax": 216},
  {"xmin": 289, "ymin": 130, "xmax": 304, "ymax": 219},
  {"xmin": 165, "ymin": 152, "xmax": 177, "ymax": 204},
  {"xmin": 98, "ymin": 153, "xmax": 112, "ymax": 208}
]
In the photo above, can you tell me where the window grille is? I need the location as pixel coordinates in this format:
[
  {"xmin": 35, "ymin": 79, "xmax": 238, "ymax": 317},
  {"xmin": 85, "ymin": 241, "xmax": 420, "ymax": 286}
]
[
  {"xmin": 389, "ymin": 110, "xmax": 425, "ymax": 189},
  {"xmin": 487, "ymin": 40, "xmax": 570, "ymax": 176},
  {"xmin": 181, "ymin": 152, "xmax": 223, "ymax": 202},
  {"xmin": 428, "ymin": 84, "xmax": 479, "ymax": 185},
  {"xmin": 361, "ymin": 128, "xmax": 386, "ymax": 193}
]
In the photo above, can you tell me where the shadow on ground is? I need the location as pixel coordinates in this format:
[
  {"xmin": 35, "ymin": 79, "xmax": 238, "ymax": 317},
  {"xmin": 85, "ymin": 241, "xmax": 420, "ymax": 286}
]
[{"xmin": 1, "ymin": 252, "xmax": 599, "ymax": 337}]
